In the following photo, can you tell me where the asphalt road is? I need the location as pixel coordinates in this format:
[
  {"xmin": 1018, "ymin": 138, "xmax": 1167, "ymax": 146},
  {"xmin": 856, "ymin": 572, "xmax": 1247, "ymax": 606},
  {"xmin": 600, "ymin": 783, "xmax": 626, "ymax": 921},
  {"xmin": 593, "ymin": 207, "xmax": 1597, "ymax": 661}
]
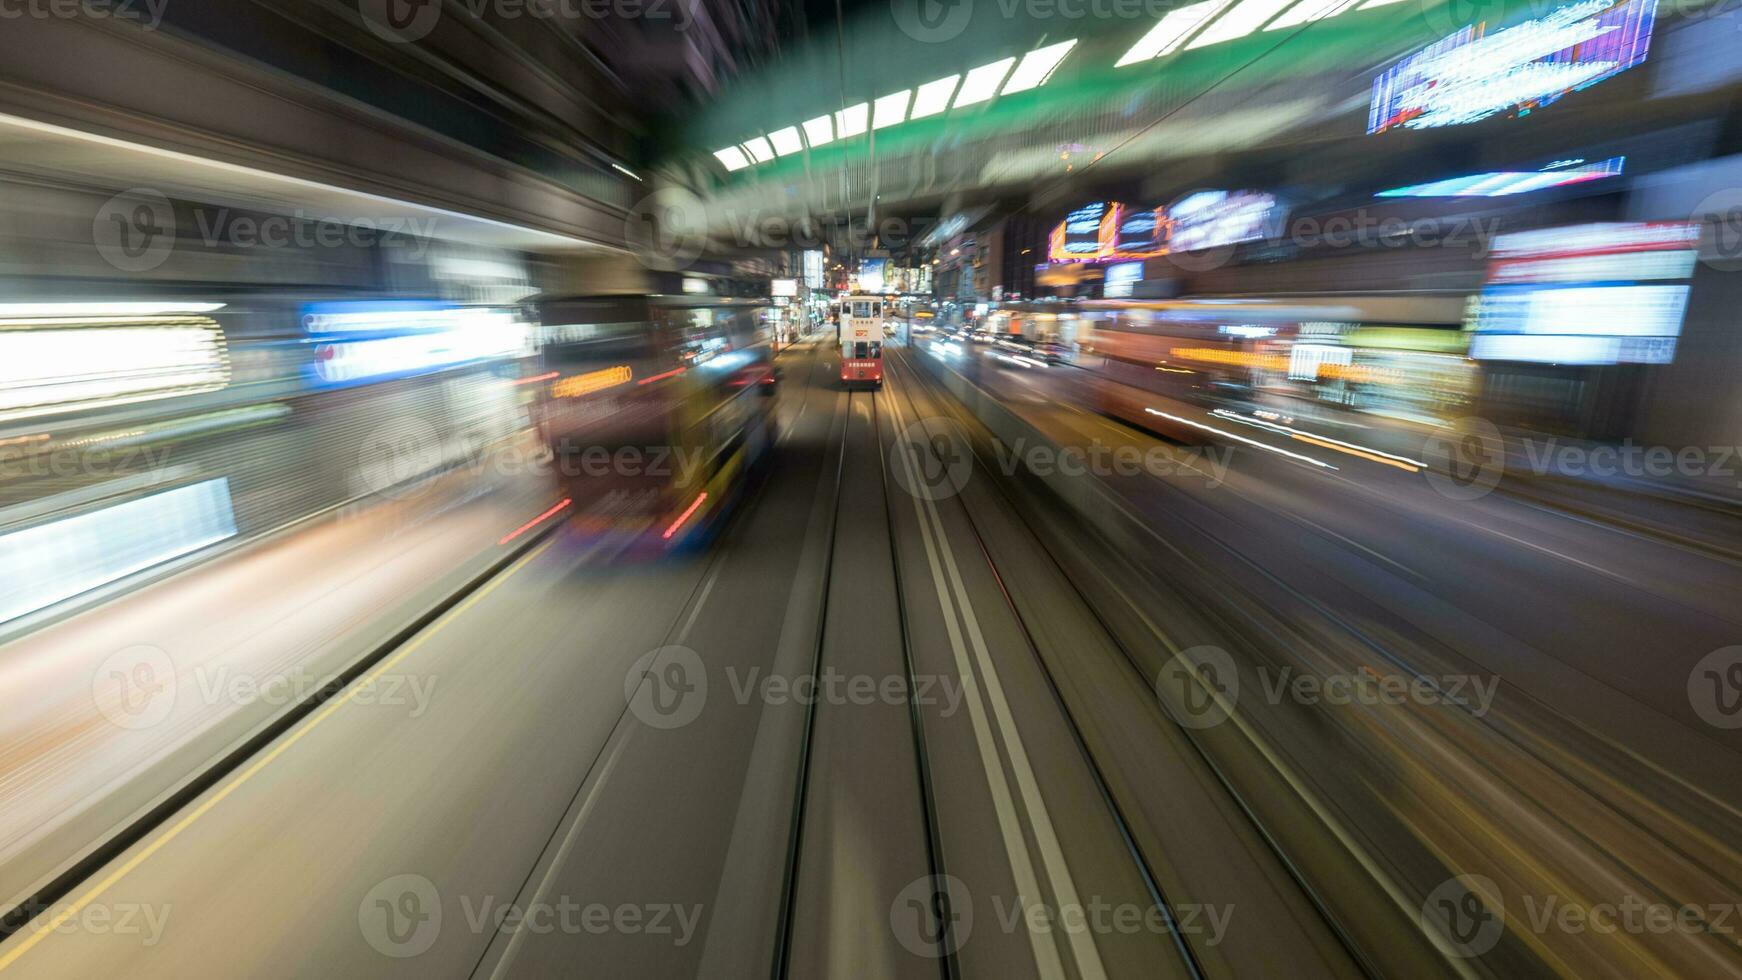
[
  {"xmin": 0, "ymin": 338, "xmax": 1357, "ymax": 979},
  {"xmin": 913, "ymin": 335, "xmax": 1742, "ymax": 978},
  {"xmin": 8, "ymin": 333, "xmax": 1739, "ymax": 978}
]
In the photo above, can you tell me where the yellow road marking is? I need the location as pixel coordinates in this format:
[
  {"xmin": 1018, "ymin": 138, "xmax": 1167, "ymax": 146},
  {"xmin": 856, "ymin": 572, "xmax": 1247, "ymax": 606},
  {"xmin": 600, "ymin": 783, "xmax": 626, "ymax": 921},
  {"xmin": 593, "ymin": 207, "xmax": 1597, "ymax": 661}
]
[{"xmin": 0, "ymin": 538, "xmax": 557, "ymax": 972}]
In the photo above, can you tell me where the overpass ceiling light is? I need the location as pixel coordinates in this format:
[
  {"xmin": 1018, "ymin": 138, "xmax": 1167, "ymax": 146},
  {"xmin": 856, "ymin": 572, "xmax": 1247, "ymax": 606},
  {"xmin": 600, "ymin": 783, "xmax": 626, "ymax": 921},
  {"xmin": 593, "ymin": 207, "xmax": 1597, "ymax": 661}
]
[
  {"xmin": 802, "ymin": 114, "xmax": 836, "ymax": 147},
  {"xmin": 1188, "ymin": 0, "xmax": 1298, "ymax": 47},
  {"xmin": 1265, "ymin": 0, "xmax": 1361, "ymax": 30},
  {"xmin": 769, "ymin": 126, "xmax": 804, "ymax": 156},
  {"xmin": 873, "ymin": 90, "xmax": 912, "ymax": 128},
  {"xmin": 713, "ymin": 146, "xmax": 751, "ymax": 171},
  {"xmin": 835, "ymin": 103, "xmax": 869, "ymax": 138},
  {"xmin": 1000, "ymin": 39, "xmax": 1078, "ymax": 94},
  {"xmin": 1358, "ymin": 0, "xmax": 1408, "ymax": 7},
  {"xmin": 910, "ymin": 75, "xmax": 960, "ymax": 119},
  {"xmin": 953, "ymin": 57, "xmax": 1017, "ymax": 108},
  {"xmin": 742, "ymin": 136, "xmax": 775, "ymax": 164},
  {"xmin": 1116, "ymin": 0, "xmax": 1233, "ymax": 66}
]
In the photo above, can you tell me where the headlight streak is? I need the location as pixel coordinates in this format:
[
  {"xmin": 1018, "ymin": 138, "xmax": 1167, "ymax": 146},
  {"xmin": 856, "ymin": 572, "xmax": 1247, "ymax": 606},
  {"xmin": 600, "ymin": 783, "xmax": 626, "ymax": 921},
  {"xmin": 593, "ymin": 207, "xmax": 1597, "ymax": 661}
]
[
  {"xmin": 1144, "ymin": 408, "xmax": 1338, "ymax": 469},
  {"xmin": 1209, "ymin": 409, "xmax": 1424, "ymax": 470}
]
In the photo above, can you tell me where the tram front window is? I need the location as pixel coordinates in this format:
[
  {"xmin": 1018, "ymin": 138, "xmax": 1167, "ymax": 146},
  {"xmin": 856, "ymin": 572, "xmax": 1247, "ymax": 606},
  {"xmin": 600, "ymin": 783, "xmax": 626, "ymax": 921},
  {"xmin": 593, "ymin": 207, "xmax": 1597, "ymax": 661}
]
[{"xmin": 853, "ymin": 342, "xmax": 881, "ymax": 358}]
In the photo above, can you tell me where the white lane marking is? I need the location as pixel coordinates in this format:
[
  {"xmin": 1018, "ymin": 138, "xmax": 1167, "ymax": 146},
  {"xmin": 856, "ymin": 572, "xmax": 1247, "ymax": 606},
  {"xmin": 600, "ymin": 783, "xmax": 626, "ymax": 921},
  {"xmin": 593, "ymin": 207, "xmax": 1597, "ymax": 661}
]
[
  {"xmin": 1286, "ymin": 511, "xmax": 1425, "ymax": 582},
  {"xmin": 480, "ymin": 730, "xmax": 630, "ymax": 979},
  {"xmin": 889, "ymin": 366, "xmax": 1109, "ymax": 980},
  {"xmin": 1441, "ymin": 513, "xmax": 1640, "ymax": 587},
  {"xmin": 885, "ymin": 385, "xmax": 1068, "ymax": 979},
  {"xmin": 677, "ymin": 562, "xmax": 722, "ymax": 645}
]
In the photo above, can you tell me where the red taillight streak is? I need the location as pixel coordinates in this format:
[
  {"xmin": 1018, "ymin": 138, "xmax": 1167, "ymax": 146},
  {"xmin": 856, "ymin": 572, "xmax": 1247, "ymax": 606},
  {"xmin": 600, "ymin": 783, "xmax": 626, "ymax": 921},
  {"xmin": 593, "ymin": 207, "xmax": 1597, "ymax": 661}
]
[
  {"xmin": 637, "ymin": 367, "xmax": 686, "ymax": 386},
  {"xmin": 514, "ymin": 371, "xmax": 560, "ymax": 386},
  {"xmin": 498, "ymin": 498, "xmax": 571, "ymax": 545},
  {"xmin": 662, "ymin": 492, "xmax": 708, "ymax": 540}
]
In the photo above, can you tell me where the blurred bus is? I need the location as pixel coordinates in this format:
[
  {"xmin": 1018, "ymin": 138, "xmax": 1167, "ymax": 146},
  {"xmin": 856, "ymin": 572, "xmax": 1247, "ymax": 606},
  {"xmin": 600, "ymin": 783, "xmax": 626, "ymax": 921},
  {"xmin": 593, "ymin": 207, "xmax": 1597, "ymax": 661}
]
[
  {"xmin": 1066, "ymin": 297, "xmax": 1469, "ymax": 441},
  {"xmin": 530, "ymin": 288, "xmax": 776, "ymax": 551}
]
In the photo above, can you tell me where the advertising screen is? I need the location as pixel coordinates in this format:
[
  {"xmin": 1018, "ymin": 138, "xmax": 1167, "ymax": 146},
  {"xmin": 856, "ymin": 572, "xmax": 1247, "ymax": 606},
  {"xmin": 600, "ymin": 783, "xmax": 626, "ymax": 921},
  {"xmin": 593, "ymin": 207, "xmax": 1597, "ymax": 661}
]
[
  {"xmin": 1467, "ymin": 222, "xmax": 1697, "ymax": 365},
  {"xmin": 1369, "ymin": 0, "xmax": 1658, "ymax": 134}
]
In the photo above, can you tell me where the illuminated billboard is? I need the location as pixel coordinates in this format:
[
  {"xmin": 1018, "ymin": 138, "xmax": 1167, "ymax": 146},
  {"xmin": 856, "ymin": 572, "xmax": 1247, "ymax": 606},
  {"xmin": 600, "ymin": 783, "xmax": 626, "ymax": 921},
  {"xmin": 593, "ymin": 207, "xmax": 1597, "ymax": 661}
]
[
  {"xmin": 302, "ymin": 301, "xmax": 528, "ymax": 388},
  {"xmin": 1168, "ymin": 191, "xmax": 1277, "ymax": 253},
  {"xmin": 1113, "ymin": 206, "xmax": 1168, "ymax": 258},
  {"xmin": 1049, "ymin": 194, "xmax": 1276, "ymax": 263},
  {"xmin": 1103, "ymin": 261, "xmax": 1144, "ymax": 298},
  {"xmin": 1369, "ymin": 0, "xmax": 1658, "ymax": 134},
  {"xmin": 858, "ymin": 258, "xmax": 887, "ymax": 293},
  {"xmin": 1378, "ymin": 156, "xmax": 1625, "ymax": 197},
  {"xmin": 1049, "ymin": 202, "xmax": 1113, "ymax": 261},
  {"xmin": 1467, "ymin": 222, "xmax": 1697, "ymax": 365}
]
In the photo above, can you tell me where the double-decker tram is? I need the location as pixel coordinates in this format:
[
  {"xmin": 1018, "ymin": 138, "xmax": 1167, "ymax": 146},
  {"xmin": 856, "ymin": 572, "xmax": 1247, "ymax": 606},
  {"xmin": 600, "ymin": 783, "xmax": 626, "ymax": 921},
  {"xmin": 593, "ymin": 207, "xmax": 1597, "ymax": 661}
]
[
  {"xmin": 529, "ymin": 274, "xmax": 776, "ymax": 551},
  {"xmin": 840, "ymin": 293, "xmax": 884, "ymax": 387}
]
